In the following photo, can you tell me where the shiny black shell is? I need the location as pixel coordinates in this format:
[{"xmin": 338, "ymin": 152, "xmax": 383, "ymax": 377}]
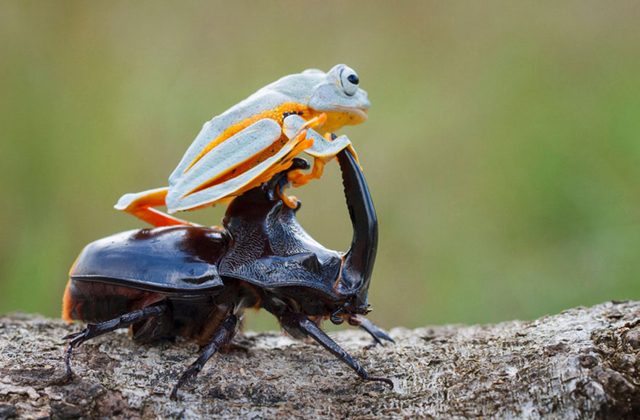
[
  {"xmin": 70, "ymin": 226, "xmax": 228, "ymax": 295},
  {"xmin": 65, "ymin": 150, "xmax": 377, "ymax": 329}
]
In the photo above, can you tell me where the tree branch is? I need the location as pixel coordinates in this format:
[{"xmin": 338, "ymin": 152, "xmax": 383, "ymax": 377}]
[{"xmin": 1, "ymin": 301, "xmax": 639, "ymax": 419}]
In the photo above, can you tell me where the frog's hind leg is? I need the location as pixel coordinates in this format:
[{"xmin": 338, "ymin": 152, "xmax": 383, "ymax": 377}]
[
  {"xmin": 115, "ymin": 187, "xmax": 195, "ymax": 227},
  {"xmin": 168, "ymin": 119, "xmax": 312, "ymax": 212}
]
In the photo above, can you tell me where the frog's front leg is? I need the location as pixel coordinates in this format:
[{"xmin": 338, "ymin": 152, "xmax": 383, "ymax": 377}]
[{"xmin": 282, "ymin": 114, "xmax": 357, "ymax": 188}]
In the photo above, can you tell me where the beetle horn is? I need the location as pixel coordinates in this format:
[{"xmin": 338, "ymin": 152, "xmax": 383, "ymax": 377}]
[{"xmin": 336, "ymin": 149, "xmax": 378, "ymax": 302}]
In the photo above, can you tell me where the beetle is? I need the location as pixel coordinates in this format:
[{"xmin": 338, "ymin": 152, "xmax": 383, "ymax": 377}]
[
  {"xmin": 62, "ymin": 149, "xmax": 394, "ymax": 399},
  {"xmin": 115, "ymin": 65, "xmax": 370, "ymax": 227}
]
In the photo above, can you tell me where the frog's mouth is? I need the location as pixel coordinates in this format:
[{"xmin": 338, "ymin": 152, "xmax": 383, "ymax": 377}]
[
  {"xmin": 316, "ymin": 106, "xmax": 368, "ymax": 133},
  {"xmin": 334, "ymin": 105, "xmax": 368, "ymax": 121},
  {"xmin": 351, "ymin": 109, "xmax": 368, "ymax": 123}
]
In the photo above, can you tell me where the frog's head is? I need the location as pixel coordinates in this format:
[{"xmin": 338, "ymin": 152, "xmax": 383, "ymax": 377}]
[
  {"xmin": 305, "ymin": 64, "xmax": 370, "ymax": 133},
  {"xmin": 266, "ymin": 65, "xmax": 370, "ymax": 133}
]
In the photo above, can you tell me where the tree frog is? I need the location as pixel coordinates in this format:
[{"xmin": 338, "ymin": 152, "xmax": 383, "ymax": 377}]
[{"xmin": 115, "ymin": 64, "xmax": 370, "ymax": 227}]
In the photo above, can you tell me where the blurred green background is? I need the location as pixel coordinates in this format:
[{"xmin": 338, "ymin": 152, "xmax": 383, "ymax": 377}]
[{"xmin": 1, "ymin": 2, "xmax": 639, "ymax": 331}]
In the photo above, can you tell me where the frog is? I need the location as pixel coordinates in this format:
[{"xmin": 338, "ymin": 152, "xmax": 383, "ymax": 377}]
[{"xmin": 115, "ymin": 64, "xmax": 370, "ymax": 227}]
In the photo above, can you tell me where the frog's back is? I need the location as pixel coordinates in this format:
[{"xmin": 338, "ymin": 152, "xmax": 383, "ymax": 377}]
[
  {"xmin": 169, "ymin": 93, "xmax": 283, "ymax": 179},
  {"xmin": 169, "ymin": 71, "xmax": 324, "ymax": 181},
  {"xmin": 166, "ymin": 70, "xmax": 327, "ymax": 207}
]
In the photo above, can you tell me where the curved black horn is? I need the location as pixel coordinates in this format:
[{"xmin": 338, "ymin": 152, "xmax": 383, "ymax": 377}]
[{"xmin": 336, "ymin": 149, "xmax": 378, "ymax": 300}]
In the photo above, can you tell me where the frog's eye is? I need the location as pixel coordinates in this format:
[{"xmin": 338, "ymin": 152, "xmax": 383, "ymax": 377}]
[{"xmin": 339, "ymin": 67, "xmax": 359, "ymax": 96}]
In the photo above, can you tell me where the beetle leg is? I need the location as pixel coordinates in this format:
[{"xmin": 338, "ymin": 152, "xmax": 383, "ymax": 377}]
[
  {"xmin": 350, "ymin": 316, "xmax": 395, "ymax": 350},
  {"xmin": 170, "ymin": 314, "xmax": 238, "ymax": 400},
  {"xmin": 279, "ymin": 312, "xmax": 393, "ymax": 388},
  {"xmin": 62, "ymin": 303, "xmax": 167, "ymax": 379}
]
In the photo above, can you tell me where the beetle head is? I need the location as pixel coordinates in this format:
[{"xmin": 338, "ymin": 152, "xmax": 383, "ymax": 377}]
[{"xmin": 221, "ymin": 150, "xmax": 377, "ymax": 310}]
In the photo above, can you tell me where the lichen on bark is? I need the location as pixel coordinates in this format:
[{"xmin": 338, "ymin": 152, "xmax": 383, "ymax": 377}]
[{"xmin": 1, "ymin": 301, "xmax": 639, "ymax": 419}]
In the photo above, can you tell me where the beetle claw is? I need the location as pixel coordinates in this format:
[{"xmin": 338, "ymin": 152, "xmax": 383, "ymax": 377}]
[
  {"xmin": 63, "ymin": 331, "xmax": 85, "ymax": 341},
  {"xmin": 363, "ymin": 341, "xmax": 381, "ymax": 351},
  {"xmin": 63, "ymin": 330, "xmax": 88, "ymax": 348},
  {"xmin": 64, "ymin": 344, "xmax": 76, "ymax": 379},
  {"xmin": 367, "ymin": 376, "xmax": 394, "ymax": 389},
  {"xmin": 170, "ymin": 364, "xmax": 201, "ymax": 400},
  {"xmin": 356, "ymin": 317, "xmax": 395, "ymax": 349},
  {"xmin": 61, "ymin": 329, "xmax": 90, "ymax": 380}
]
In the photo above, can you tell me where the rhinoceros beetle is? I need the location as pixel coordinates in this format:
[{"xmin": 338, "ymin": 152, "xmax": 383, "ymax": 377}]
[{"xmin": 62, "ymin": 149, "xmax": 393, "ymax": 399}]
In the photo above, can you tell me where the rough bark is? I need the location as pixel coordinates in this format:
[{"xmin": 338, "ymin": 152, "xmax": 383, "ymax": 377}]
[{"xmin": 1, "ymin": 301, "xmax": 639, "ymax": 419}]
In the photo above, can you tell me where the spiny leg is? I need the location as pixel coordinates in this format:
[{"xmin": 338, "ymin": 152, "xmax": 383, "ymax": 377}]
[
  {"xmin": 170, "ymin": 314, "xmax": 239, "ymax": 400},
  {"xmin": 63, "ymin": 303, "xmax": 167, "ymax": 378},
  {"xmin": 351, "ymin": 316, "xmax": 395, "ymax": 350},
  {"xmin": 280, "ymin": 312, "xmax": 393, "ymax": 388}
]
